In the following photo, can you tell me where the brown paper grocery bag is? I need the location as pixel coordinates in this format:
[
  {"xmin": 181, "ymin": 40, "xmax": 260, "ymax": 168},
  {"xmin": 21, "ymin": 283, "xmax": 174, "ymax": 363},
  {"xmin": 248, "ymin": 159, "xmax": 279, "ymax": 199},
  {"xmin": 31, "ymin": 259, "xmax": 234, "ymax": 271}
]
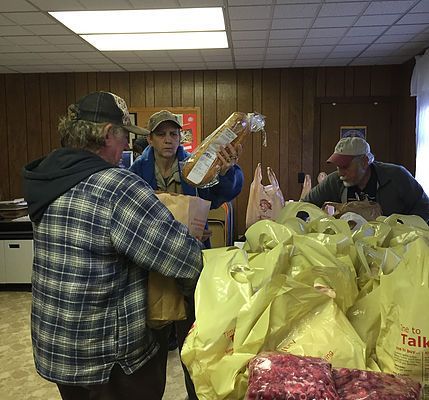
[
  {"xmin": 147, "ymin": 272, "xmax": 186, "ymax": 329},
  {"xmin": 156, "ymin": 192, "xmax": 211, "ymax": 240},
  {"xmin": 147, "ymin": 193, "xmax": 211, "ymax": 328}
]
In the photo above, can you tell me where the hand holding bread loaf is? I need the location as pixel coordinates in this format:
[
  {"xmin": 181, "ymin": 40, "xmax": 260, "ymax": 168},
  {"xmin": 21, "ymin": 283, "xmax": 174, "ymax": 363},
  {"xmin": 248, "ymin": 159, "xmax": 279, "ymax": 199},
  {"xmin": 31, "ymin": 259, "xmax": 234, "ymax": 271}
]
[{"xmin": 182, "ymin": 112, "xmax": 265, "ymax": 187}]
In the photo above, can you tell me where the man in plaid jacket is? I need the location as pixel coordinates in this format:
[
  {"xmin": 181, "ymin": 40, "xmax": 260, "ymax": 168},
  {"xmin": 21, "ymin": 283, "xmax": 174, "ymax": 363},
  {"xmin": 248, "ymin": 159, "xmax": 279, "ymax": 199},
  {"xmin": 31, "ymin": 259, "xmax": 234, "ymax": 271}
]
[{"xmin": 22, "ymin": 91, "xmax": 204, "ymax": 400}]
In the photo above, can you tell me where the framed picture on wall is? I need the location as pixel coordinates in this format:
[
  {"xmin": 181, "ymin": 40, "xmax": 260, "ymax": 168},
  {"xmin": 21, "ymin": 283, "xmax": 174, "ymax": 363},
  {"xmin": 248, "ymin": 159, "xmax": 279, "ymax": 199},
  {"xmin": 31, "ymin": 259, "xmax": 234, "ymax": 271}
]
[
  {"xmin": 340, "ymin": 126, "xmax": 367, "ymax": 139},
  {"xmin": 129, "ymin": 107, "xmax": 201, "ymax": 152}
]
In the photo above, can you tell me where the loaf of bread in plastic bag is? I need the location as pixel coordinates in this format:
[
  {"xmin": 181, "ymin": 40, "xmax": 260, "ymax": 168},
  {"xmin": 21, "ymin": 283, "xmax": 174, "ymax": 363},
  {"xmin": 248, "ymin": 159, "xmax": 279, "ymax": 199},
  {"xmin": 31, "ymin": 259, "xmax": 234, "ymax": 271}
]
[{"xmin": 182, "ymin": 112, "xmax": 265, "ymax": 187}]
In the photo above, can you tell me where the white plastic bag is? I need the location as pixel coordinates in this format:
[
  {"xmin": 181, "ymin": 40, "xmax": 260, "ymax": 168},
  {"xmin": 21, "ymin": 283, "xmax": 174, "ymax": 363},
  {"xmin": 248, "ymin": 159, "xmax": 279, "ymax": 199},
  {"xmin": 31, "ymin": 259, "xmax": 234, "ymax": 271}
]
[{"xmin": 245, "ymin": 163, "xmax": 285, "ymax": 228}]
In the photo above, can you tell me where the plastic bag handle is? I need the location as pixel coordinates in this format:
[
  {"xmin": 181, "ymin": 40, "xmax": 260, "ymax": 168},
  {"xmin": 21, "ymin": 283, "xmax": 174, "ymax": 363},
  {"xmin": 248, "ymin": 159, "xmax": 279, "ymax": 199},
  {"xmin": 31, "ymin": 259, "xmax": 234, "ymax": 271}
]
[
  {"xmin": 253, "ymin": 162, "xmax": 262, "ymax": 183},
  {"xmin": 267, "ymin": 167, "xmax": 280, "ymax": 189}
]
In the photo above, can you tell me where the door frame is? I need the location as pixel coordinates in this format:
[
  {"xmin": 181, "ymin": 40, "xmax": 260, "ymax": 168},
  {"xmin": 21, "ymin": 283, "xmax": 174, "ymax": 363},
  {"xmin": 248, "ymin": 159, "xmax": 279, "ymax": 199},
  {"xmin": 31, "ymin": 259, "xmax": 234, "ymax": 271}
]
[{"xmin": 313, "ymin": 96, "xmax": 399, "ymax": 180}]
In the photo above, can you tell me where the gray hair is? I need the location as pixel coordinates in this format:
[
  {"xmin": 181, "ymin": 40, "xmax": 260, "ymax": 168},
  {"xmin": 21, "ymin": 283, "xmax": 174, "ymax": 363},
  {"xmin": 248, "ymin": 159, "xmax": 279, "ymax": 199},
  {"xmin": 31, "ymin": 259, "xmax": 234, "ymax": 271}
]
[{"xmin": 58, "ymin": 103, "xmax": 124, "ymax": 151}]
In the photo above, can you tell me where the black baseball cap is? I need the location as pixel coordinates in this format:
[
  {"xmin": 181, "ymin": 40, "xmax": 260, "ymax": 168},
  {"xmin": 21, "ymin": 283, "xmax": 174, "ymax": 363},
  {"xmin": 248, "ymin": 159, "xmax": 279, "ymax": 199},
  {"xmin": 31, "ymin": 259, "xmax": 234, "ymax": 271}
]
[{"xmin": 76, "ymin": 91, "xmax": 145, "ymax": 135}]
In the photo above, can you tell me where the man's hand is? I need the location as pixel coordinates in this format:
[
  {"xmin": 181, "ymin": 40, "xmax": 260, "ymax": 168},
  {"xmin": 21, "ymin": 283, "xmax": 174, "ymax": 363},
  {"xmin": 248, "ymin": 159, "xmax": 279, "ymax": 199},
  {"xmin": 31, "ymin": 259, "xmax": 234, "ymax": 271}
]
[{"xmin": 217, "ymin": 143, "xmax": 243, "ymax": 176}]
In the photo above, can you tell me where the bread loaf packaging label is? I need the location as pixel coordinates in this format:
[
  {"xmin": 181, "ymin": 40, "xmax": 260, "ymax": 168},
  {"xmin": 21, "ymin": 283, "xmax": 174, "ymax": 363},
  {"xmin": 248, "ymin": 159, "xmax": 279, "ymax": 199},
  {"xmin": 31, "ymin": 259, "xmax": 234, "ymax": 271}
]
[{"xmin": 182, "ymin": 112, "xmax": 265, "ymax": 187}]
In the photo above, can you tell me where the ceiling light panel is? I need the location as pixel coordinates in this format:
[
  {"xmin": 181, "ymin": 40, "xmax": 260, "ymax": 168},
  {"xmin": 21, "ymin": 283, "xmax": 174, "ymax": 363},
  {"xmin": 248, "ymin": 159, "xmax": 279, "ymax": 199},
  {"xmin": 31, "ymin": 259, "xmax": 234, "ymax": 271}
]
[
  {"xmin": 80, "ymin": 32, "xmax": 228, "ymax": 51},
  {"xmin": 49, "ymin": 8, "xmax": 225, "ymax": 34}
]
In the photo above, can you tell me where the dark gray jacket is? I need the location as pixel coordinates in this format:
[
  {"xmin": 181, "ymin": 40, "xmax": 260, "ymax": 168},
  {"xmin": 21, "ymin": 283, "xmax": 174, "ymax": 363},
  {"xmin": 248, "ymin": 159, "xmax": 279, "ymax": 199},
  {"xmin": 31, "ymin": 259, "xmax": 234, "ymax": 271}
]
[{"xmin": 303, "ymin": 161, "xmax": 429, "ymax": 222}]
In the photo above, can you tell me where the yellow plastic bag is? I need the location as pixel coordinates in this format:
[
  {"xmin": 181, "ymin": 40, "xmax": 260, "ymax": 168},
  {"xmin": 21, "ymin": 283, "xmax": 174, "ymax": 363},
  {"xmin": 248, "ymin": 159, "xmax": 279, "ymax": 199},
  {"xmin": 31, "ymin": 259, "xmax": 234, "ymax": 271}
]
[
  {"xmin": 375, "ymin": 237, "xmax": 429, "ymax": 397},
  {"xmin": 277, "ymin": 299, "xmax": 367, "ymax": 370},
  {"xmin": 276, "ymin": 201, "xmax": 326, "ymax": 224},
  {"xmin": 181, "ymin": 247, "xmax": 253, "ymax": 400}
]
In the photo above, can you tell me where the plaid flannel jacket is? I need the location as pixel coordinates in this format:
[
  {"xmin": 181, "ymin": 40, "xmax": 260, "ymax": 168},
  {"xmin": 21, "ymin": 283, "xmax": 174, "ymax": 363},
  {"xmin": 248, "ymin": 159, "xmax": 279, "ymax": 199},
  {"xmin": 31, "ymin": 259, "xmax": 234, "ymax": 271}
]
[{"xmin": 31, "ymin": 168, "xmax": 203, "ymax": 384}]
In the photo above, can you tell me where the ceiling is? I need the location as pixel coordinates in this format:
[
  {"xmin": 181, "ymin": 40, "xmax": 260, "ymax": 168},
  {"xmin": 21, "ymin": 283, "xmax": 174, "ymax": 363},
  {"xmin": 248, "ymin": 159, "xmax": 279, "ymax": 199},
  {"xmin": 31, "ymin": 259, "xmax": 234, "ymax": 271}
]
[{"xmin": 0, "ymin": 0, "xmax": 428, "ymax": 74}]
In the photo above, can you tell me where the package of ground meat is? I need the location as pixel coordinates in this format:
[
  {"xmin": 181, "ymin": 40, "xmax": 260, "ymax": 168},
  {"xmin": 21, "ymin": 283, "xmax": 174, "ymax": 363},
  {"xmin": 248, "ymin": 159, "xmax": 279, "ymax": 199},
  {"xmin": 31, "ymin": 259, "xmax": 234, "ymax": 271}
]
[
  {"xmin": 246, "ymin": 352, "xmax": 340, "ymax": 400},
  {"xmin": 333, "ymin": 368, "xmax": 422, "ymax": 399}
]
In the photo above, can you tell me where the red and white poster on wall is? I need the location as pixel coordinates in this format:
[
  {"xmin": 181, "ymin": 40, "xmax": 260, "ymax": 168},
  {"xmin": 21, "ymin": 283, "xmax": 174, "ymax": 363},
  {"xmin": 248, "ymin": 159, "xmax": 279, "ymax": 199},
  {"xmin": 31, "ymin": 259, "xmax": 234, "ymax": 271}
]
[{"xmin": 178, "ymin": 113, "xmax": 198, "ymax": 152}]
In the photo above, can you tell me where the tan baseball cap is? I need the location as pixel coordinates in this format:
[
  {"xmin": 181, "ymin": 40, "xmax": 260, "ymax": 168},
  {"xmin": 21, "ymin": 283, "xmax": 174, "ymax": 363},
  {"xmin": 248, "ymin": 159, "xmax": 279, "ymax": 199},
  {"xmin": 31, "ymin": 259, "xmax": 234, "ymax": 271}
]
[
  {"xmin": 327, "ymin": 137, "xmax": 370, "ymax": 167},
  {"xmin": 148, "ymin": 110, "xmax": 181, "ymax": 132}
]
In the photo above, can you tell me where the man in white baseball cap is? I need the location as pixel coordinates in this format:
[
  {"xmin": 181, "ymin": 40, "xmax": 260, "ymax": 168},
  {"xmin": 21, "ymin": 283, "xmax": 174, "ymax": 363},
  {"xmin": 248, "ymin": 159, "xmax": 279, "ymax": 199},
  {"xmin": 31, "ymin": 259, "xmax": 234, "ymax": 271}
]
[{"xmin": 302, "ymin": 136, "xmax": 429, "ymax": 222}]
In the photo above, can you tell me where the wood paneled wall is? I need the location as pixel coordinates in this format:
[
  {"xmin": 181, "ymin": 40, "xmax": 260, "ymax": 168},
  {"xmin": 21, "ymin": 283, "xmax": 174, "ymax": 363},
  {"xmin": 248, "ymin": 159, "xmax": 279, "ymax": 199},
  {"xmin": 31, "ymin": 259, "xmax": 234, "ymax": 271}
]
[{"xmin": 0, "ymin": 63, "xmax": 415, "ymax": 237}]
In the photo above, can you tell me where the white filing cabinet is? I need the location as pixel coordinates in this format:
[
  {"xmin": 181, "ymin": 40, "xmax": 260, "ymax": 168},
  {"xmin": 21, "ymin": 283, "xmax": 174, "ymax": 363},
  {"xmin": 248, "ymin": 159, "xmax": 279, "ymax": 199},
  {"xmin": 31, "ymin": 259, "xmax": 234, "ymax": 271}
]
[
  {"xmin": 0, "ymin": 239, "xmax": 33, "ymax": 283},
  {"xmin": 0, "ymin": 221, "xmax": 33, "ymax": 284}
]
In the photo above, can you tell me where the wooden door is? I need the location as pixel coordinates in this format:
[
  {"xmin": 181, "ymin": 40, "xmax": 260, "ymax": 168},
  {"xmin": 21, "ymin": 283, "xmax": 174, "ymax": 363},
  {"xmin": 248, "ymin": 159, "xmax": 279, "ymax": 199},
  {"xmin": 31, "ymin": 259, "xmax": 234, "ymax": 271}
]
[{"xmin": 317, "ymin": 98, "xmax": 394, "ymax": 176}]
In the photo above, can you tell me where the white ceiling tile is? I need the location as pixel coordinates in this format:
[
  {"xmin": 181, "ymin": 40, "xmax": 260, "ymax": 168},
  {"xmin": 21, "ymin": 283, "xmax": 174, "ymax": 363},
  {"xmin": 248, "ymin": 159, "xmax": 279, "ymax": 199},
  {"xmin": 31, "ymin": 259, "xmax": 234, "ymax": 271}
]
[
  {"xmin": 179, "ymin": 0, "xmax": 223, "ymax": 6},
  {"xmin": 355, "ymin": 14, "xmax": 401, "ymax": 26},
  {"xmin": 347, "ymin": 26, "xmax": 387, "ymax": 36},
  {"xmin": 0, "ymin": 44, "xmax": 27, "ymax": 52},
  {"xmin": 350, "ymin": 57, "xmax": 381, "ymax": 65},
  {"xmin": 303, "ymin": 36, "xmax": 339, "ymax": 45},
  {"xmin": 300, "ymin": 45, "xmax": 333, "ymax": 53},
  {"xmin": 319, "ymin": 2, "xmax": 367, "ymax": 17},
  {"xmin": 6, "ymin": 12, "xmax": 55, "ymax": 25},
  {"xmin": 266, "ymin": 46, "xmax": 299, "ymax": 55},
  {"xmin": 271, "ymin": 18, "xmax": 313, "ymax": 29},
  {"xmin": 364, "ymin": 1, "xmax": 415, "ymax": 15},
  {"xmin": 103, "ymin": 56, "xmax": 140, "ymax": 63},
  {"xmin": 10, "ymin": 65, "xmax": 64, "ymax": 72},
  {"xmin": 307, "ymin": 27, "xmax": 348, "ymax": 37},
  {"xmin": 411, "ymin": 1, "xmax": 429, "ymax": 13},
  {"xmin": 398, "ymin": 13, "xmax": 429, "ymax": 24},
  {"xmin": 234, "ymin": 61, "xmax": 264, "ymax": 68},
  {"xmin": 128, "ymin": 0, "xmax": 180, "ymax": 9},
  {"xmin": 77, "ymin": 0, "xmax": 133, "ymax": 10},
  {"xmin": 0, "ymin": 1, "xmax": 37, "ymax": 12},
  {"xmin": 233, "ymin": 39, "xmax": 267, "ymax": 47},
  {"xmin": 375, "ymin": 33, "xmax": 414, "ymax": 43},
  {"xmin": 206, "ymin": 62, "xmax": 234, "ymax": 69},
  {"xmin": 264, "ymin": 60, "xmax": 294, "ymax": 67},
  {"xmin": 21, "ymin": 44, "xmax": 61, "ymax": 52},
  {"xmin": 103, "ymin": 51, "xmax": 141, "ymax": 59},
  {"xmin": 229, "ymin": 6, "xmax": 271, "ymax": 20},
  {"xmin": 168, "ymin": 55, "xmax": 204, "ymax": 62},
  {"xmin": 297, "ymin": 52, "xmax": 330, "ymax": 59},
  {"xmin": 269, "ymin": 29, "xmax": 307, "ymax": 39},
  {"xmin": 339, "ymin": 35, "xmax": 377, "ymax": 44},
  {"xmin": 232, "ymin": 30, "xmax": 268, "ymax": 40},
  {"xmin": 234, "ymin": 53, "xmax": 264, "ymax": 61},
  {"xmin": 201, "ymin": 49, "xmax": 232, "ymax": 57},
  {"xmin": 56, "ymin": 43, "xmax": 95, "ymax": 51},
  {"xmin": 313, "ymin": 16, "xmax": 357, "ymax": 28},
  {"xmin": 385, "ymin": 24, "xmax": 427, "ymax": 34},
  {"xmin": 234, "ymin": 47, "xmax": 265, "ymax": 55},
  {"xmin": 230, "ymin": 19, "xmax": 271, "ymax": 30},
  {"xmin": 292, "ymin": 59, "xmax": 321, "ymax": 66},
  {"xmin": 265, "ymin": 53, "xmax": 296, "ymax": 60},
  {"xmin": 0, "ymin": 25, "xmax": 32, "ymax": 35},
  {"xmin": 39, "ymin": 52, "xmax": 78, "ymax": 60},
  {"xmin": 361, "ymin": 48, "xmax": 394, "ymax": 56},
  {"xmin": 41, "ymin": 35, "xmax": 83, "ymax": 44},
  {"xmin": 274, "ymin": 4, "xmax": 320, "ymax": 18},
  {"xmin": 228, "ymin": 0, "xmax": 272, "ymax": 5},
  {"xmin": 321, "ymin": 58, "xmax": 352, "ymax": 66},
  {"xmin": 29, "ymin": 0, "xmax": 85, "ymax": 11},
  {"xmin": 0, "ymin": 14, "xmax": 15, "ymax": 25},
  {"xmin": 89, "ymin": 64, "xmax": 124, "ymax": 71},
  {"xmin": 333, "ymin": 44, "xmax": 368, "ymax": 53},
  {"xmin": 167, "ymin": 49, "xmax": 202, "ymax": 57},
  {"xmin": 140, "ymin": 56, "xmax": 173, "ymax": 63},
  {"xmin": 330, "ymin": 50, "xmax": 365, "ymax": 57},
  {"xmin": 64, "ymin": 65, "xmax": 96, "ymax": 71},
  {"xmin": 0, "ymin": 65, "xmax": 15, "ymax": 72},
  {"xmin": 25, "ymin": 24, "xmax": 72, "ymax": 35},
  {"xmin": 176, "ymin": 62, "xmax": 207, "ymax": 69},
  {"xmin": 6, "ymin": 35, "xmax": 49, "ymax": 45},
  {"xmin": 0, "ymin": 37, "xmax": 12, "ymax": 44},
  {"xmin": 73, "ymin": 53, "xmax": 109, "ymax": 60},
  {"xmin": 268, "ymin": 38, "xmax": 303, "ymax": 46},
  {"xmin": 123, "ymin": 64, "xmax": 152, "ymax": 71},
  {"xmin": 367, "ymin": 42, "xmax": 402, "ymax": 51}
]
